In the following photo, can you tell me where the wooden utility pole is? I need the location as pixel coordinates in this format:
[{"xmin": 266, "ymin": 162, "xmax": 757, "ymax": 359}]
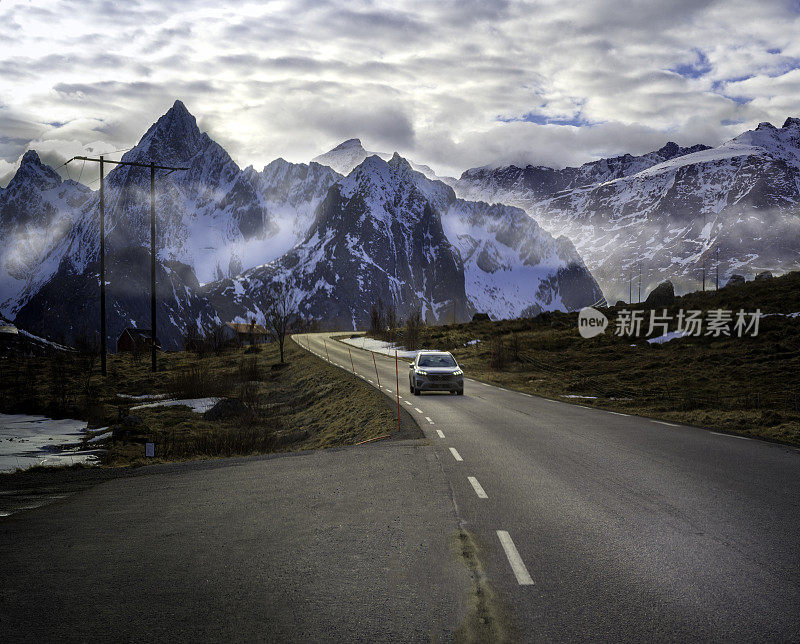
[
  {"xmin": 67, "ymin": 156, "xmax": 187, "ymax": 373},
  {"xmin": 629, "ymin": 270, "xmax": 632, "ymax": 304},
  {"xmin": 638, "ymin": 262, "xmax": 642, "ymax": 303},
  {"xmin": 702, "ymin": 256, "xmax": 706, "ymax": 291},
  {"xmin": 99, "ymin": 156, "xmax": 106, "ymax": 375},
  {"xmin": 150, "ymin": 163, "xmax": 157, "ymax": 372}
]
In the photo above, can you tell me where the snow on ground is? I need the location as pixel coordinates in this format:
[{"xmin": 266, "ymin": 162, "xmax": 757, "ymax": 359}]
[
  {"xmin": 340, "ymin": 336, "xmax": 425, "ymax": 360},
  {"xmin": 116, "ymin": 393, "xmax": 170, "ymax": 401},
  {"xmin": 129, "ymin": 397, "xmax": 221, "ymax": 413},
  {"xmin": 561, "ymin": 394, "xmax": 598, "ymax": 399},
  {"xmin": 0, "ymin": 414, "xmax": 105, "ymax": 472},
  {"xmin": 647, "ymin": 330, "xmax": 689, "ymax": 344}
]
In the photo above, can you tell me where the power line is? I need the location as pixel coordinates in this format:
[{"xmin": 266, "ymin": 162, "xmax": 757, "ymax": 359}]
[{"xmin": 65, "ymin": 155, "xmax": 187, "ymax": 374}]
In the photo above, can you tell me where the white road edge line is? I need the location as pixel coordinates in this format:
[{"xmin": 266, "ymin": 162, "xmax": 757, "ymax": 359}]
[
  {"xmin": 449, "ymin": 447, "xmax": 463, "ymax": 462},
  {"xmin": 414, "ymin": 407, "xmax": 424, "ymax": 414},
  {"xmin": 608, "ymin": 411, "xmax": 628, "ymax": 416},
  {"xmin": 496, "ymin": 530, "xmax": 534, "ymax": 586},
  {"xmin": 436, "ymin": 430, "xmax": 445, "ymax": 438},
  {"xmin": 468, "ymin": 476, "xmax": 488, "ymax": 499},
  {"xmin": 425, "ymin": 416, "xmax": 434, "ymax": 424},
  {"xmin": 653, "ymin": 420, "xmax": 679, "ymax": 427},
  {"xmin": 404, "ymin": 401, "xmax": 412, "ymax": 406}
]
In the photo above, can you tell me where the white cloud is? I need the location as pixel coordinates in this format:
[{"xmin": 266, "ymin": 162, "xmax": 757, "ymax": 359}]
[{"xmin": 1, "ymin": 0, "xmax": 799, "ymax": 184}]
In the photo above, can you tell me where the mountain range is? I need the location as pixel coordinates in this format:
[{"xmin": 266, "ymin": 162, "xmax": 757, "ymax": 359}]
[
  {"xmin": 0, "ymin": 101, "xmax": 601, "ymax": 348},
  {"xmin": 452, "ymin": 121, "xmax": 800, "ymax": 302}
]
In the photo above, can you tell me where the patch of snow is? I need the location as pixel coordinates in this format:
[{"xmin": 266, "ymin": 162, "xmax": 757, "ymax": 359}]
[
  {"xmin": 647, "ymin": 330, "xmax": 689, "ymax": 344},
  {"xmin": 116, "ymin": 393, "xmax": 170, "ymax": 401},
  {"xmin": 129, "ymin": 397, "xmax": 221, "ymax": 413},
  {"xmin": 560, "ymin": 394, "xmax": 598, "ymax": 399},
  {"xmin": 0, "ymin": 414, "xmax": 104, "ymax": 472},
  {"xmin": 340, "ymin": 336, "xmax": 427, "ymax": 360}
]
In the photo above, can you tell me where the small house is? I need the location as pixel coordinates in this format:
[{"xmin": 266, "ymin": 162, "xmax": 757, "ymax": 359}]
[
  {"xmin": 222, "ymin": 321, "xmax": 270, "ymax": 346},
  {"xmin": 117, "ymin": 328, "xmax": 161, "ymax": 353}
]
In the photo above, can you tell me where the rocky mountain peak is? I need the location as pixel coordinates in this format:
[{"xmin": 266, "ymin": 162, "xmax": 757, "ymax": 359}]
[
  {"xmin": 125, "ymin": 99, "xmax": 205, "ymax": 165},
  {"xmin": 20, "ymin": 149, "xmax": 43, "ymax": 166},
  {"xmin": 6, "ymin": 149, "xmax": 62, "ymax": 193},
  {"xmin": 332, "ymin": 138, "xmax": 364, "ymax": 151},
  {"xmin": 658, "ymin": 141, "xmax": 681, "ymax": 157},
  {"xmin": 782, "ymin": 117, "xmax": 800, "ymax": 130}
]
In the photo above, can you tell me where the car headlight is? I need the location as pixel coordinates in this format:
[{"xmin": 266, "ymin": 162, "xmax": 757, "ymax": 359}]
[
  {"xmin": 416, "ymin": 369, "xmax": 428, "ymax": 375},
  {"xmin": 453, "ymin": 369, "xmax": 463, "ymax": 376}
]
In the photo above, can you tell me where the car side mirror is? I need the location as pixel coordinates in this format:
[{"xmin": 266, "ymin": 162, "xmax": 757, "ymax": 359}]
[{"xmin": 408, "ymin": 363, "xmax": 414, "ymax": 369}]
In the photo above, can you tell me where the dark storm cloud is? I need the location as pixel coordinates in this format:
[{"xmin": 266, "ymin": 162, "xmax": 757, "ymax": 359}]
[{"xmin": 2, "ymin": 0, "xmax": 799, "ymax": 181}]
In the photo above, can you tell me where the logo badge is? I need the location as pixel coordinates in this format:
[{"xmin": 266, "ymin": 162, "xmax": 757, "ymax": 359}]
[{"xmin": 578, "ymin": 307, "xmax": 608, "ymax": 338}]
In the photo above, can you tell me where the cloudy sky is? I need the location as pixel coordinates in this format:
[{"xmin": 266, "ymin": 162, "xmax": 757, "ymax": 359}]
[{"xmin": 2, "ymin": 0, "xmax": 800, "ymax": 185}]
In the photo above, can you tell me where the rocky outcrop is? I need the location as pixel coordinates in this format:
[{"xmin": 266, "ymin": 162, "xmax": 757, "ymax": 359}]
[{"xmin": 644, "ymin": 281, "xmax": 675, "ymax": 307}]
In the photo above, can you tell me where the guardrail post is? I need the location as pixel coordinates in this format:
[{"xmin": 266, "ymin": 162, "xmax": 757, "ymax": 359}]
[{"xmin": 372, "ymin": 352, "xmax": 381, "ymax": 390}]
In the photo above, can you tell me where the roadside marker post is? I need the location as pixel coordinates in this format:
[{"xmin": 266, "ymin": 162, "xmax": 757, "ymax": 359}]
[
  {"xmin": 348, "ymin": 347, "xmax": 355, "ymax": 374},
  {"xmin": 395, "ymin": 350, "xmax": 401, "ymax": 434},
  {"xmin": 324, "ymin": 339, "xmax": 331, "ymax": 363},
  {"xmin": 488, "ymin": 349, "xmax": 494, "ymax": 381},
  {"xmin": 372, "ymin": 352, "xmax": 381, "ymax": 390}
]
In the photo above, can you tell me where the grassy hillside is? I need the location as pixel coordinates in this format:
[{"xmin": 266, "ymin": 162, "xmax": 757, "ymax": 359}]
[
  {"xmin": 1, "ymin": 339, "xmax": 403, "ymax": 467},
  {"xmin": 407, "ymin": 272, "xmax": 800, "ymax": 445}
]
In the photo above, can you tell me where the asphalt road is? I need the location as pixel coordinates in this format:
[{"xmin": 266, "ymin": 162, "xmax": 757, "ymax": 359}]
[
  {"xmin": 1, "ymin": 442, "xmax": 471, "ymax": 641},
  {"xmin": 308, "ymin": 332, "xmax": 800, "ymax": 641}
]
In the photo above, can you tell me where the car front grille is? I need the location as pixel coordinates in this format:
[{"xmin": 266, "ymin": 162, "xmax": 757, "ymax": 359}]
[{"xmin": 428, "ymin": 374, "xmax": 457, "ymax": 381}]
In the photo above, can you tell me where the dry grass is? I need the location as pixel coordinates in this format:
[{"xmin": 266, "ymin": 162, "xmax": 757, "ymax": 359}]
[
  {"xmin": 398, "ymin": 272, "xmax": 800, "ymax": 445},
  {"xmin": 1, "ymin": 339, "xmax": 398, "ymax": 467}
]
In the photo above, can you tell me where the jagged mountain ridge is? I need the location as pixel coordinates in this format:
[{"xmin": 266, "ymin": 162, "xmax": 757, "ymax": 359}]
[
  {"xmin": 4, "ymin": 102, "xmax": 342, "ymax": 347},
  {"xmin": 204, "ymin": 153, "xmax": 603, "ymax": 329},
  {"xmin": 452, "ymin": 121, "xmax": 800, "ymax": 302},
  {"xmin": 0, "ymin": 150, "xmax": 92, "ymax": 316},
  {"xmin": 312, "ymin": 137, "xmax": 446, "ymax": 182},
  {"xmin": 2, "ymin": 102, "xmax": 603, "ymax": 347}
]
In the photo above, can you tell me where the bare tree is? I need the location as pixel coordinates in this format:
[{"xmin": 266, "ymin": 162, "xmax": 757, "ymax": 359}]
[
  {"xmin": 264, "ymin": 281, "xmax": 298, "ymax": 363},
  {"xmin": 369, "ymin": 298, "xmax": 385, "ymax": 338},
  {"xmin": 405, "ymin": 308, "xmax": 424, "ymax": 351},
  {"xmin": 207, "ymin": 323, "xmax": 227, "ymax": 355},
  {"xmin": 386, "ymin": 301, "xmax": 397, "ymax": 343}
]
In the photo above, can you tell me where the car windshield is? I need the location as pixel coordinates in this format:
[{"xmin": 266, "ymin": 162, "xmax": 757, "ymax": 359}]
[{"xmin": 418, "ymin": 354, "xmax": 457, "ymax": 368}]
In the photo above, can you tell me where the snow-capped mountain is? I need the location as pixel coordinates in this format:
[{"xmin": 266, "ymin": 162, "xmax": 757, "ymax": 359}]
[
  {"xmin": 453, "ymin": 122, "xmax": 800, "ymax": 302},
  {"xmin": 6, "ymin": 102, "xmax": 339, "ymax": 347},
  {"xmin": 312, "ymin": 138, "xmax": 446, "ymax": 182},
  {"xmin": 1, "ymin": 101, "xmax": 603, "ymax": 347},
  {"xmin": 205, "ymin": 153, "xmax": 603, "ymax": 329},
  {"xmin": 0, "ymin": 150, "xmax": 91, "ymax": 316},
  {"xmin": 243, "ymin": 158, "xmax": 341, "ymax": 262}
]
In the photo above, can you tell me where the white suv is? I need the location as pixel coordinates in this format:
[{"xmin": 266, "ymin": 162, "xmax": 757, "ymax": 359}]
[{"xmin": 409, "ymin": 351, "xmax": 464, "ymax": 396}]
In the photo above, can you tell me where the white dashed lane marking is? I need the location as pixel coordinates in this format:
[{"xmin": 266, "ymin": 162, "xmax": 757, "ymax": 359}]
[
  {"xmin": 653, "ymin": 420, "xmax": 679, "ymax": 427},
  {"xmin": 449, "ymin": 448, "xmax": 463, "ymax": 462},
  {"xmin": 436, "ymin": 430, "xmax": 445, "ymax": 438},
  {"xmin": 404, "ymin": 401, "xmax": 412, "ymax": 406},
  {"xmin": 468, "ymin": 476, "xmax": 488, "ymax": 499},
  {"xmin": 414, "ymin": 407, "xmax": 424, "ymax": 414},
  {"xmin": 425, "ymin": 417, "xmax": 434, "ymax": 424},
  {"xmin": 497, "ymin": 530, "xmax": 534, "ymax": 586}
]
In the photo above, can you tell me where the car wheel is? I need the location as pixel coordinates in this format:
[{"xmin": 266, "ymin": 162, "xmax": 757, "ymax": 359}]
[
  {"xmin": 409, "ymin": 382, "xmax": 413, "ymax": 394},
  {"xmin": 413, "ymin": 387, "xmax": 420, "ymax": 396},
  {"xmin": 457, "ymin": 389, "xmax": 464, "ymax": 395},
  {"xmin": 450, "ymin": 390, "xmax": 456, "ymax": 395}
]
